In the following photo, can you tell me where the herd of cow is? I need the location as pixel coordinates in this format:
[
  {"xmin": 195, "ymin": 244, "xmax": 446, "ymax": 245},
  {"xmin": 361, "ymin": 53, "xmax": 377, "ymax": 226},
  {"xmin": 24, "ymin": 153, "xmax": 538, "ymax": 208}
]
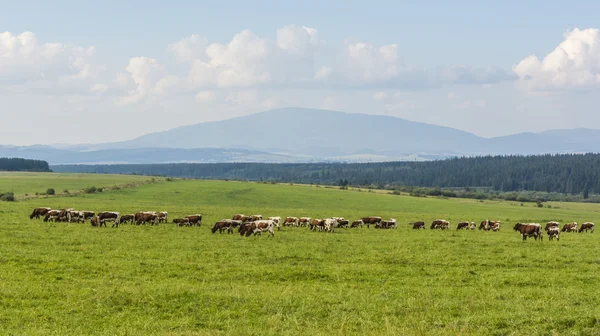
[
  {"xmin": 28, "ymin": 207, "xmax": 595, "ymax": 240},
  {"xmin": 28, "ymin": 207, "xmax": 202, "ymax": 227}
]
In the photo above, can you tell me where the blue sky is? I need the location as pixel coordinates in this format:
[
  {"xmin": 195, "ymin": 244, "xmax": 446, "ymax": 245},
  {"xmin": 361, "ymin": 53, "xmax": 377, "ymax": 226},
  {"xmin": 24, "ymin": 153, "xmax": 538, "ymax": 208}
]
[{"xmin": 2, "ymin": 1, "xmax": 600, "ymax": 144}]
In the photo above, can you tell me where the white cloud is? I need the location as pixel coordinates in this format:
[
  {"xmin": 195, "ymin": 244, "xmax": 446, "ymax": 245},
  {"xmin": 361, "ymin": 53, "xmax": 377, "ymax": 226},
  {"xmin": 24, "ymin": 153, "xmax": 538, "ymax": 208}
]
[
  {"xmin": 167, "ymin": 34, "xmax": 208, "ymax": 63},
  {"xmin": 195, "ymin": 90, "xmax": 216, "ymax": 103},
  {"xmin": 372, "ymin": 92, "xmax": 388, "ymax": 101},
  {"xmin": 514, "ymin": 28, "xmax": 600, "ymax": 92},
  {"xmin": 276, "ymin": 25, "xmax": 321, "ymax": 56},
  {"xmin": 0, "ymin": 31, "xmax": 101, "ymax": 88},
  {"xmin": 117, "ymin": 57, "xmax": 168, "ymax": 105}
]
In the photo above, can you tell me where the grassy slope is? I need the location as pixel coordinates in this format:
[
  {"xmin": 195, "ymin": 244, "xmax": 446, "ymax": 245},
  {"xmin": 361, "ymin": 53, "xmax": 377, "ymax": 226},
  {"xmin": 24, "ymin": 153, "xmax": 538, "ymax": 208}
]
[
  {"xmin": 0, "ymin": 172, "xmax": 154, "ymax": 197},
  {"xmin": 1, "ymin": 176, "xmax": 600, "ymax": 335}
]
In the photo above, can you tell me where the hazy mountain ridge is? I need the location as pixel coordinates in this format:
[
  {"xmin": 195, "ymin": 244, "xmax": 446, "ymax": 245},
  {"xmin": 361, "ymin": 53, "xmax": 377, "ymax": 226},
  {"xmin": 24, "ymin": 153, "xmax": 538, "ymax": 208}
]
[{"xmin": 3, "ymin": 108, "xmax": 600, "ymax": 164}]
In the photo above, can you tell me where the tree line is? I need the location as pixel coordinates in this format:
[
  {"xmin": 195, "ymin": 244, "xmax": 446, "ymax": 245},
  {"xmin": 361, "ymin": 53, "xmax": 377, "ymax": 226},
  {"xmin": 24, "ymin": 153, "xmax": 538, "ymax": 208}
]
[
  {"xmin": 53, "ymin": 153, "xmax": 600, "ymax": 196},
  {"xmin": 0, "ymin": 158, "xmax": 51, "ymax": 172}
]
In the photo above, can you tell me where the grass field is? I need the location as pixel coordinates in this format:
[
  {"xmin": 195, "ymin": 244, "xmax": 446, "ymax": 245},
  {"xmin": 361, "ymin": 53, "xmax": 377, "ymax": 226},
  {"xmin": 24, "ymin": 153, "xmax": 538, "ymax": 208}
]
[
  {"xmin": 1, "ymin": 173, "xmax": 600, "ymax": 335},
  {"xmin": 0, "ymin": 172, "xmax": 154, "ymax": 197}
]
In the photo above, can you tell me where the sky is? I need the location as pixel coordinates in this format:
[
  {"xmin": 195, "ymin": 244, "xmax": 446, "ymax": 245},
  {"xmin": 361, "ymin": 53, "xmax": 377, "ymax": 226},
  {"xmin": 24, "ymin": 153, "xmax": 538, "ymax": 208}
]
[{"xmin": 2, "ymin": 0, "xmax": 600, "ymax": 145}]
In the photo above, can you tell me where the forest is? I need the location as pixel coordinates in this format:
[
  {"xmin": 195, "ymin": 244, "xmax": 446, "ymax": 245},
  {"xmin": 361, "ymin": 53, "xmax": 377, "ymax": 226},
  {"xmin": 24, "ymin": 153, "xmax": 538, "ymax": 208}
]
[
  {"xmin": 0, "ymin": 158, "xmax": 51, "ymax": 172},
  {"xmin": 53, "ymin": 153, "xmax": 600, "ymax": 196}
]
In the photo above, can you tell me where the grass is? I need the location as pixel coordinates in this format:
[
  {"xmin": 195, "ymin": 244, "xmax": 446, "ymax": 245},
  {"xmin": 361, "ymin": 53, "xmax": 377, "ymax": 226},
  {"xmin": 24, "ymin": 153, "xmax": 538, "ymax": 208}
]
[
  {"xmin": 1, "ymin": 174, "xmax": 600, "ymax": 335},
  {"xmin": 0, "ymin": 172, "xmax": 155, "ymax": 198}
]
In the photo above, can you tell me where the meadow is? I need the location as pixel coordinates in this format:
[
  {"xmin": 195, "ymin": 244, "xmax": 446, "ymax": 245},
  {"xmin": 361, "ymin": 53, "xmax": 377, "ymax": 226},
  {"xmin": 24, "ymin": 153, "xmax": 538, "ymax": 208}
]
[{"xmin": 1, "ymin": 173, "xmax": 600, "ymax": 335}]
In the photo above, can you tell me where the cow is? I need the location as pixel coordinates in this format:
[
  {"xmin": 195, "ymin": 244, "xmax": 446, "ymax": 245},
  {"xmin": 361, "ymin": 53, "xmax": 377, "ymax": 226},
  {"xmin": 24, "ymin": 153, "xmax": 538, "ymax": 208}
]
[
  {"xmin": 135, "ymin": 211, "xmax": 158, "ymax": 226},
  {"xmin": 299, "ymin": 217, "xmax": 312, "ymax": 227},
  {"xmin": 173, "ymin": 218, "xmax": 190, "ymax": 227},
  {"xmin": 469, "ymin": 222, "xmax": 477, "ymax": 230},
  {"xmin": 361, "ymin": 216, "xmax": 382, "ymax": 229},
  {"xmin": 411, "ymin": 221, "xmax": 425, "ymax": 229},
  {"xmin": 456, "ymin": 221, "xmax": 470, "ymax": 230},
  {"xmin": 579, "ymin": 222, "xmax": 595, "ymax": 233},
  {"xmin": 246, "ymin": 220, "xmax": 275, "ymax": 237},
  {"xmin": 79, "ymin": 211, "xmax": 95, "ymax": 221},
  {"xmin": 561, "ymin": 222, "xmax": 578, "ymax": 232},
  {"xmin": 251, "ymin": 215, "xmax": 263, "ymax": 221},
  {"xmin": 351, "ymin": 220, "xmax": 363, "ymax": 228},
  {"xmin": 545, "ymin": 221, "xmax": 560, "ymax": 231},
  {"xmin": 310, "ymin": 219, "xmax": 325, "ymax": 231},
  {"xmin": 49, "ymin": 208, "xmax": 72, "ymax": 222},
  {"xmin": 513, "ymin": 223, "xmax": 542, "ymax": 241},
  {"xmin": 479, "ymin": 220, "xmax": 491, "ymax": 230},
  {"xmin": 157, "ymin": 211, "xmax": 168, "ymax": 223},
  {"xmin": 67, "ymin": 210, "xmax": 85, "ymax": 223},
  {"xmin": 547, "ymin": 226, "xmax": 560, "ymax": 241},
  {"xmin": 268, "ymin": 217, "xmax": 282, "ymax": 230},
  {"xmin": 379, "ymin": 218, "xmax": 397, "ymax": 229},
  {"xmin": 119, "ymin": 214, "xmax": 135, "ymax": 224},
  {"xmin": 336, "ymin": 218, "xmax": 350, "ymax": 228},
  {"xmin": 431, "ymin": 219, "xmax": 450, "ymax": 230},
  {"xmin": 29, "ymin": 207, "xmax": 51, "ymax": 219},
  {"xmin": 90, "ymin": 216, "xmax": 99, "ymax": 227},
  {"xmin": 489, "ymin": 221, "xmax": 501, "ymax": 232},
  {"xmin": 283, "ymin": 217, "xmax": 299, "ymax": 227},
  {"xmin": 232, "ymin": 214, "xmax": 245, "ymax": 221},
  {"xmin": 185, "ymin": 214, "xmax": 203, "ymax": 226},
  {"xmin": 212, "ymin": 220, "xmax": 234, "ymax": 234},
  {"xmin": 239, "ymin": 222, "xmax": 254, "ymax": 236},
  {"xmin": 97, "ymin": 211, "xmax": 121, "ymax": 228},
  {"xmin": 324, "ymin": 218, "xmax": 338, "ymax": 232},
  {"xmin": 43, "ymin": 210, "xmax": 62, "ymax": 222}
]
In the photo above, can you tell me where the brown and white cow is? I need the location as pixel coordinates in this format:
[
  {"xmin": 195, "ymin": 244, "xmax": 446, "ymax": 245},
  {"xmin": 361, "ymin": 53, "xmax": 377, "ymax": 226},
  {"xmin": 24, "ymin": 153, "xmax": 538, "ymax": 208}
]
[
  {"xmin": 310, "ymin": 219, "xmax": 325, "ymax": 231},
  {"xmin": 246, "ymin": 220, "xmax": 275, "ymax": 237},
  {"xmin": 561, "ymin": 222, "xmax": 578, "ymax": 232},
  {"xmin": 268, "ymin": 217, "xmax": 282, "ymax": 230},
  {"xmin": 97, "ymin": 211, "xmax": 121, "ymax": 227},
  {"xmin": 43, "ymin": 210, "xmax": 62, "ymax": 222},
  {"xmin": 172, "ymin": 218, "xmax": 190, "ymax": 226},
  {"xmin": 119, "ymin": 214, "xmax": 135, "ymax": 224},
  {"xmin": 80, "ymin": 211, "xmax": 95, "ymax": 221},
  {"xmin": 513, "ymin": 223, "xmax": 542, "ymax": 241},
  {"xmin": 431, "ymin": 219, "xmax": 450, "ymax": 230},
  {"xmin": 232, "ymin": 214, "xmax": 245, "ymax": 221},
  {"xmin": 545, "ymin": 221, "xmax": 560, "ymax": 231},
  {"xmin": 547, "ymin": 226, "xmax": 560, "ymax": 241},
  {"xmin": 489, "ymin": 221, "xmax": 501, "ymax": 232},
  {"xmin": 67, "ymin": 210, "xmax": 85, "ymax": 223},
  {"xmin": 251, "ymin": 215, "xmax": 263, "ymax": 221},
  {"xmin": 351, "ymin": 219, "xmax": 363, "ymax": 228},
  {"xmin": 185, "ymin": 214, "xmax": 203, "ymax": 226},
  {"xmin": 299, "ymin": 217, "xmax": 312, "ymax": 227},
  {"xmin": 456, "ymin": 221, "xmax": 470, "ymax": 230},
  {"xmin": 157, "ymin": 211, "xmax": 168, "ymax": 223},
  {"xmin": 579, "ymin": 222, "xmax": 595, "ymax": 233},
  {"xmin": 135, "ymin": 211, "xmax": 158, "ymax": 225},
  {"xmin": 379, "ymin": 218, "xmax": 397, "ymax": 229},
  {"xmin": 212, "ymin": 220, "xmax": 234, "ymax": 234},
  {"xmin": 411, "ymin": 221, "xmax": 425, "ymax": 229},
  {"xmin": 30, "ymin": 207, "xmax": 51, "ymax": 219},
  {"xmin": 469, "ymin": 222, "xmax": 477, "ymax": 230},
  {"xmin": 283, "ymin": 217, "xmax": 299, "ymax": 227},
  {"xmin": 361, "ymin": 216, "xmax": 382, "ymax": 229}
]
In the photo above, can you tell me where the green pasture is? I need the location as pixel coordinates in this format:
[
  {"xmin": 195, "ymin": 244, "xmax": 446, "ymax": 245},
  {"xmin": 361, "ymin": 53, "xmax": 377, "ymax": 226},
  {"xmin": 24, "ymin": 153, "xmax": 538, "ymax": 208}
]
[{"xmin": 1, "ymin": 173, "xmax": 599, "ymax": 335}]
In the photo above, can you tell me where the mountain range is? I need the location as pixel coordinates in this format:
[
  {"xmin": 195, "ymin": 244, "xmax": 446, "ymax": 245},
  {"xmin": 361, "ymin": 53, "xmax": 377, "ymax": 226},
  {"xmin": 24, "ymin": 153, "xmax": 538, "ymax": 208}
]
[{"xmin": 3, "ymin": 107, "xmax": 599, "ymax": 165}]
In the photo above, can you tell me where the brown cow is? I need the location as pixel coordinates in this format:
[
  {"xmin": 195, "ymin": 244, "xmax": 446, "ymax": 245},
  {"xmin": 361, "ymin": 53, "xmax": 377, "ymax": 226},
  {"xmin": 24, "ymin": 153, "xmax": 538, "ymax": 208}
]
[
  {"xmin": 547, "ymin": 226, "xmax": 560, "ymax": 241},
  {"xmin": 90, "ymin": 216, "xmax": 99, "ymax": 227},
  {"xmin": 80, "ymin": 211, "xmax": 95, "ymax": 221},
  {"xmin": 431, "ymin": 219, "xmax": 450, "ymax": 230},
  {"xmin": 185, "ymin": 214, "xmax": 203, "ymax": 226},
  {"xmin": 561, "ymin": 222, "xmax": 578, "ymax": 232},
  {"xmin": 173, "ymin": 218, "xmax": 190, "ymax": 227},
  {"xmin": 97, "ymin": 211, "xmax": 121, "ymax": 228},
  {"xmin": 283, "ymin": 217, "xmax": 299, "ymax": 227},
  {"xmin": 251, "ymin": 215, "xmax": 263, "ymax": 221},
  {"xmin": 43, "ymin": 210, "xmax": 61, "ymax": 222},
  {"xmin": 212, "ymin": 220, "xmax": 234, "ymax": 234},
  {"xmin": 351, "ymin": 220, "xmax": 363, "ymax": 228},
  {"xmin": 579, "ymin": 222, "xmax": 595, "ymax": 233},
  {"xmin": 157, "ymin": 211, "xmax": 168, "ymax": 223},
  {"xmin": 135, "ymin": 211, "xmax": 158, "ymax": 225},
  {"xmin": 239, "ymin": 222, "xmax": 254, "ymax": 236},
  {"xmin": 299, "ymin": 217, "xmax": 312, "ymax": 227},
  {"xmin": 310, "ymin": 219, "xmax": 325, "ymax": 231},
  {"xmin": 30, "ymin": 207, "xmax": 51, "ymax": 219},
  {"xmin": 411, "ymin": 221, "xmax": 425, "ymax": 229},
  {"xmin": 361, "ymin": 216, "xmax": 382, "ymax": 229},
  {"xmin": 245, "ymin": 220, "xmax": 275, "ymax": 237},
  {"xmin": 456, "ymin": 221, "xmax": 470, "ymax": 230},
  {"xmin": 545, "ymin": 221, "xmax": 560, "ymax": 231},
  {"xmin": 119, "ymin": 214, "xmax": 135, "ymax": 224},
  {"xmin": 489, "ymin": 221, "xmax": 501, "ymax": 232},
  {"xmin": 232, "ymin": 214, "xmax": 245, "ymax": 221},
  {"xmin": 513, "ymin": 223, "xmax": 542, "ymax": 241}
]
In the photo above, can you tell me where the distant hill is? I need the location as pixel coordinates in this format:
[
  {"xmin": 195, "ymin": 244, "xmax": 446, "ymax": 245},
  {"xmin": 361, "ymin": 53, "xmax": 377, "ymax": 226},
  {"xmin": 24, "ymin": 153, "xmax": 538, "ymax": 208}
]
[{"xmin": 3, "ymin": 108, "xmax": 600, "ymax": 164}]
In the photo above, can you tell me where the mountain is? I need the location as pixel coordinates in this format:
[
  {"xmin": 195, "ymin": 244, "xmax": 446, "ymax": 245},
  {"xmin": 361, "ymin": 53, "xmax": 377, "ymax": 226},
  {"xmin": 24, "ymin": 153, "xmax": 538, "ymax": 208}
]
[
  {"xmin": 4, "ymin": 108, "xmax": 600, "ymax": 164},
  {"xmin": 101, "ymin": 107, "xmax": 487, "ymax": 156}
]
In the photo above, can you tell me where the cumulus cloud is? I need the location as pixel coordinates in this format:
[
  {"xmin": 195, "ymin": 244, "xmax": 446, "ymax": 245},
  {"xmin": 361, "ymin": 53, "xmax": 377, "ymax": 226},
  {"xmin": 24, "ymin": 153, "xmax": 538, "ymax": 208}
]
[
  {"xmin": 167, "ymin": 34, "xmax": 208, "ymax": 63},
  {"xmin": 117, "ymin": 57, "xmax": 170, "ymax": 104},
  {"xmin": 514, "ymin": 28, "xmax": 600, "ymax": 92},
  {"xmin": 0, "ymin": 31, "xmax": 101, "ymax": 88}
]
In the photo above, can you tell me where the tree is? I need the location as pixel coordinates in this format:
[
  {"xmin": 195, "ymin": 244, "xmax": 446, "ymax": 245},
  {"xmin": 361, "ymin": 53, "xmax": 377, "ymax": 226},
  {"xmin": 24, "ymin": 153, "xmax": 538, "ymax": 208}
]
[{"xmin": 46, "ymin": 188, "xmax": 55, "ymax": 195}]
